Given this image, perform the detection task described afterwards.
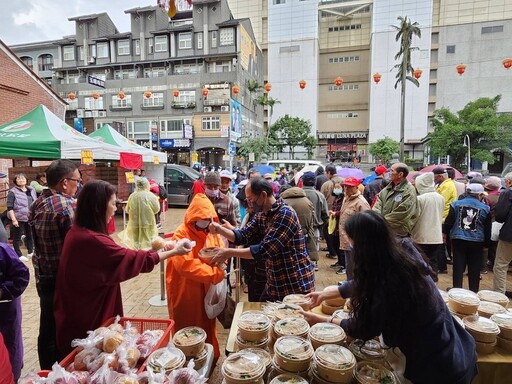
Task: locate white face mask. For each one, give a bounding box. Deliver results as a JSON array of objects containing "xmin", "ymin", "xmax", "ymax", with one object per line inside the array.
[{"xmin": 205, "ymin": 188, "xmax": 219, "ymax": 198}]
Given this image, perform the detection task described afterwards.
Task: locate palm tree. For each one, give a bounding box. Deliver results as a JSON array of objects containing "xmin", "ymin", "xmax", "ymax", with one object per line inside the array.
[
  {"xmin": 392, "ymin": 16, "xmax": 421, "ymax": 160},
  {"xmin": 246, "ymin": 80, "xmax": 263, "ymax": 138},
  {"xmin": 256, "ymin": 95, "xmax": 281, "ymax": 139}
]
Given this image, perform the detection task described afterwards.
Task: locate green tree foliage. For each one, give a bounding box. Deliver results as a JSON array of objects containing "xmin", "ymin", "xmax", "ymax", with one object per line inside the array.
[
  {"xmin": 270, "ymin": 115, "xmax": 317, "ymax": 159},
  {"xmin": 428, "ymin": 95, "xmax": 512, "ymax": 169},
  {"xmin": 392, "ymin": 16, "xmax": 421, "ymax": 89},
  {"xmin": 237, "ymin": 138, "xmax": 275, "ymax": 162},
  {"xmin": 369, "ymin": 137, "xmax": 400, "ymax": 163}
]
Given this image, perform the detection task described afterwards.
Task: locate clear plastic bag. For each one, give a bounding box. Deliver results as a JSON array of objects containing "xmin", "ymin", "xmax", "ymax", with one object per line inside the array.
[{"xmin": 204, "ymin": 281, "xmax": 227, "ymax": 319}]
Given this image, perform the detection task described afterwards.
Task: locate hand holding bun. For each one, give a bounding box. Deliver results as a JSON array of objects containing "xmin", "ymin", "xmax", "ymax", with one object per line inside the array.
[{"xmin": 151, "ymin": 237, "xmax": 166, "ymax": 251}]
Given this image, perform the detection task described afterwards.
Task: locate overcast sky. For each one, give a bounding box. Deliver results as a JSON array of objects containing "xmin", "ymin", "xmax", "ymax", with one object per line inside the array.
[{"xmin": 0, "ymin": 0, "xmax": 160, "ymax": 45}]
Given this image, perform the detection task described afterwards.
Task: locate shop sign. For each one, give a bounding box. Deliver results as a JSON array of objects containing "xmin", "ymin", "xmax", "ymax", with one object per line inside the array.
[
  {"xmin": 81, "ymin": 150, "xmax": 93, "ymax": 165},
  {"xmin": 159, "ymin": 139, "xmax": 191, "ymax": 148},
  {"xmin": 318, "ymin": 132, "xmax": 368, "ymax": 139},
  {"xmin": 153, "ymin": 156, "xmax": 159, "ymax": 165},
  {"xmin": 184, "ymin": 124, "xmax": 193, "ymax": 139},
  {"xmin": 125, "ymin": 171, "xmax": 134, "ymax": 183},
  {"xmin": 136, "ymin": 139, "xmax": 158, "ymax": 150},
  {"xmin": 222, "ymin": 155, "xmax": 230, "ymax": 161}
]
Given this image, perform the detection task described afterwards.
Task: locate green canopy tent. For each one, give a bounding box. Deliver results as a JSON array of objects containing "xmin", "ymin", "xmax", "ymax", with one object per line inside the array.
[{"xmin": 0, "ymin": 105, "xmax": 121, "ymax": 160}]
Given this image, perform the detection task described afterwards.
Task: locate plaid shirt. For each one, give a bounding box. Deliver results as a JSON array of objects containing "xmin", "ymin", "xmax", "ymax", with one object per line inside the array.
[
  {"xmin": 233, "ymin": 199, "xmax": 315, "ymax": 301},
  {"xmin": 29, "ymin": 189, "xmax": 76, "ymax": 288}
]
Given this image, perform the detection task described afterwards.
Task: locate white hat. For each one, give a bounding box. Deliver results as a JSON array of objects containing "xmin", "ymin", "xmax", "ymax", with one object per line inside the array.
[
  {"xmin": 219, "ymin": 170, "xmax": 234, "ymax": 180},
  {"xmin": 466, "ymin": 184, "xmax": 484, "ymax": 194}
]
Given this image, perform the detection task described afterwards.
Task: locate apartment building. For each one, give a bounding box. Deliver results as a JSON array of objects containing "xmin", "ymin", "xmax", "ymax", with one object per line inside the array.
[{"xmin": 10, "ymin": 0, "xmax": 263, "ymax": 167}]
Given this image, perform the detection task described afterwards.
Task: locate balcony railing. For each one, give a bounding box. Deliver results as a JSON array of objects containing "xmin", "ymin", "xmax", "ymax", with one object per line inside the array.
[
  {"xmin": 204, "ymin": 98, "xmax": 230, "ymax": 106},
  {"xmin": 109, "ymin": 105, "xmax": 133, "ymax": 111},
  {"xmin": 141, "ymin": 104, "xmax": 165, "ymax": 110},
  {"xmin": 171, "ymin": 101, "xmax": 196, "ymax": 109}
]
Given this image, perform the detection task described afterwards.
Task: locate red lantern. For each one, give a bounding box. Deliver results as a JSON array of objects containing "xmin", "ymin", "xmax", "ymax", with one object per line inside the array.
[
  {"xmin": 264, "ymin": 83, "xmax": 272, "ymax": 93},
  {"xmin": 456, "ymin": 64, "xmax": 466, "ymax": 76},
  {"xmin": 299, "ymin": 80, "xmax": 306, "ymax": 90},
  {"xmin": 173, "ymin": 89, "xmax": 180, "ymax": 97},
  {"xmin": 232, "ymin": 85, "xmax": 240, "ymax": 95},
  {"xmin": 144, "ymin": 91, "xmax": 152, "ymax": 99},
  {"xmin": 373, "ymin": 73, "xmax": 382, "ymax": 84},
  {"xmin": 92, "ymin": 92, "xmax": 99, "ymax": 100},
  {"xmin": 118, "ymin": 91, "xmax": 125, "ymax": 100},
  {"xmin": 413, "ymin": 69, "xmax": 423, "ymax": 79},
  {"xmin": 68, "ymin": 92, "xmax": 76, "ymax": 100},
  {"xmin": 503, "ymin": 58, "xmax": 512, "ymax": 69},
  {"xmin": 202, "ymin": 87, "xmax": 209, "ymax": 97},
  {"xmin": 334, "ymin": 77, "xmax": 343, "ymax": 87}
]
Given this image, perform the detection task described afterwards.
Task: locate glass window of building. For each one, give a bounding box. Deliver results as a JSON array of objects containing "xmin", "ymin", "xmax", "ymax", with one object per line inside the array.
[
  {"xmin": 89, "ymin": 44, "xmax": 97, "ymax": 58},
  {"xmin": 144, "ymin": 67, "xmax": 166, "ymax": 78},
  {"xmin": 160, "ymin": 120, "xmax": 183, "ymax": 133},
  {"xmin": 202, "ymin": 116, "xmax": 220, "ymax": 130},
  {"xmin": 112, "ymin": 94, "xmax": 132, "ymax": 108},
  {"xmin": 174, "ymin": 63, "xmax": 202, "ymax": 74},
  {"xmin": 134, "ymin": 39, "xmax": 140, "ymax": 55},
  {"xmin": 143, "ymin": 92, "xmax": 164, "ymax": 107},
  {"xmin": 63, "ymin": 46, "xmax": 75, "ymax": 61},
  {"xmin": 177, "ymin": 90, "xmax": 195, "ymax": 104},
  {"xmin": 196, "ymin": 33, "xmax": 203, "ymax": 49},
  {"xmin": 220, "ymin": 28, "xmax": 234, "ymax": 46},
  {"xmin": 66, "ymin": 73, "xmax": 80, "ymax": 84},
  {"xmin": 211, "ymin": 31, "xmax": 218, "ymax": 48},
  {"xmin": 38, "ymin": 54, "xmax": 53, "ymax": 71},
  {"xmin": 97, "ymin": 42, "xmax": 109, "ymax": 58},
  {"xmin": 155, "ymin": 36, "xmax": 168, "ymax": 52},
  {"xmin": 118, "ymin": 40, "xmax": 130, "ymax": 55},
  {"xmin": 84, "ymin": 96, "xmax": 104, "ymax": 110},
  {"xmin": 147, "ymin": 38, "xmax": 154, "ymax": 54},
  {"xmin": 20, "ymin": 56, "xmax": 33, "ymax": 70},
  {"xmin": 179, "ymin": 33, "xmax": 192, "ymax": 49},
  {"xmin": 114, "ymin": 69, "xmax": 136, "ymax": 79},
  {"xmin": 79, "ymin": 46, "xmax": 84, "ymax": 61}
]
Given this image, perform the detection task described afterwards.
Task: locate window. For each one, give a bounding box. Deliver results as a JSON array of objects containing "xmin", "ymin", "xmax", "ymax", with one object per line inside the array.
[
  {"xmin": 63, "ymin": 46, "xmax": 75, "ymax": 61},
  {"xmin": 38, "ymin": 54, "xmax": 53, "ymax": 71},
  {"xmin": 118, "ymin": 40, "xmax": 130, "ymax": 55},
  {"xmin": 89, "ymin": 72, "xmax": 106, "ymax": 81},
  {"xmin": 273, "ymin": 0, "xmax": 286, "ymax": 4},
  {"xmin": 147, "ymin": 38, "xmax": 154, "ymax": 54},
  {"xmin": 327, "ymin": 112, "xmax": 359, "ymax": 119},
  {"xmin": 328, "ymin": 24, "xmax": 361, "ymax": 32},
  {"xmin": 144, "ymin": 67, "xmax": 166, "ymax": 78},
  {"xmin": 143, "ymin": 92, "xmax": 164, "ymax": 107},
  {"xmin": 97, "ymin": 42, "xmax": 109, "ymax": 58},
  {"xmin": 65, "ymin": 73, "xmax": 80, "ymax": 84},
  {"xmin": 20, "ymin": 56, "xmax": 33, "ymax": 69},
  {"xmin": 446, "ymin": 45, "xmax": 455, "ymax": 54},
  {"xmin": 328, "ymin": 84, "xmax": 359, "ymax": 91},
  {"xmin": 176, "ymin": 90, "xmax": 195, "ymax": 104},
  {"xmin": 127, "ymin": 121, "xmax": 151, "ymax": 140},
  {"xmin": 220, "ymin": 28, "xmax": 234, "ymax": 46},
  {"xmin": 211, "ymin": 31, "xmax": 217, "ymax": 48},
  {"xmin": 202, "ymin": 116, "xmax": 220, "ymax": 130},
  {"xmin": 134, "ymin": 40, "xmax": 140, "ymax": 55},
  {"xmin": 112, "ymin": 94, "xmax": 132, "ymax": 108},
  {"xmin": 328, "ymin": 55, "xmax": 360, "ymax": 63},
  {"xmin": 89, "ymin": 44, "xmax": 97, "ymax": 58},
  {"xmin": 155, "ymin": 36, "xmax": 168, "ymax": 52},
  {"xmin": 114, "ymin": 69, "xmax": 136, "ymax": 79},
  {"xmin": 84, "ymin": 96, "xmax": 104, "ymax": 110},
  {"xmin": 174, "ymin": 63, "xmax": 202, "ymax": 74},
  {"xmin": 79, "ymin": 46, "xmax": 84, "ymax": 61},
  {"xmin": 196, "ymin": 33, "xmax": 203, "ymax": 49},
  {"xmin": 481, "ymin": 25, "xmax": 503, "ymax": 34},
  {"xmin": 280, "ymin": 45, "xmax": 300, "ymax": 53},
  {"xmin": 160, "ymin": 120, "xmax": 183, "ymax": 133},
  {"xmin": 207, "ymin": 61, "xmax": 232, "ymax": 73},
  {"xmin": 179, "ymin": 33, "xmax": 192, "ymax": 49}
]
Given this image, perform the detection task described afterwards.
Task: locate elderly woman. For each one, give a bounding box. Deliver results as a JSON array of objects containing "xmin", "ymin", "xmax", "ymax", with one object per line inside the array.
[{"xmin": 119, "ymin": 177, "xmax": 160, "ymax": 250}]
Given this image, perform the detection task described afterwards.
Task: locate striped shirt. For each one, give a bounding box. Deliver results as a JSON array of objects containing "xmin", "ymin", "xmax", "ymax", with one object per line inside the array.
[
  {"xmin": 233, "ymin": 199, "xmax": 315, "ymax": 301},
  {"xmin": 29, "ymin": 189, "xmax": 76, "ymax": 288}
]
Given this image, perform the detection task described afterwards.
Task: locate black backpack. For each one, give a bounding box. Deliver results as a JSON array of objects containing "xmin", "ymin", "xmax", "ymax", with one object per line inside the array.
[{"xmin": 158, "ymin": 184, "xmax": 168, "ymax": 200}]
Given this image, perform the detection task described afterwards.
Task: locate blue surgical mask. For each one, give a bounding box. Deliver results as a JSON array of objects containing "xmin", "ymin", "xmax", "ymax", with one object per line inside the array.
[{"xmin": 333, "ymin": 189, "xmax": 343, "ymax": 196}]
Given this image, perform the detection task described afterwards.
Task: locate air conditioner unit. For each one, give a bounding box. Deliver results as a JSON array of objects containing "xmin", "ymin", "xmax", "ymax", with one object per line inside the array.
[
  {"xmin": 98, "ymin": 111, "xmax": 107, "ymax": 117},
  {"xmin": 203, "ymin": 106, "xmax": 212, "ymax": 113},
  {"xmin": 92, "ymin": 110, "xmax": 99, "ymax": 118},
  {"xmin": 220, "ymin": 105, "xmax": 230, "ymax": 112}
]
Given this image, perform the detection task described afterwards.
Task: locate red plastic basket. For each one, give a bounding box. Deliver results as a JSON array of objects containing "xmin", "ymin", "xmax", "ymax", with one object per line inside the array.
[{"xmin": 58, "ymin": 316, "xmax": 174, "ymax": 374}]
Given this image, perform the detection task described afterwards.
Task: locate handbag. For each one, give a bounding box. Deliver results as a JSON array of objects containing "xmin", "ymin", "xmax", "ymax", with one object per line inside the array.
[
  {"xmin": 328, "ymin": 215, "xmax": 337, "ymax": 235},
  {"xmin": 217, "ymin": 293, "xmax": 236, "ymax": 329},
  {"xmin": 491, "ymin": 221, "xmax": 503, "ymax": 242}
]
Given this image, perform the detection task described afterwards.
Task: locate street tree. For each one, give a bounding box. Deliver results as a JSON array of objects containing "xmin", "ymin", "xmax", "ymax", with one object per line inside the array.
[
  {"xmin": 270, "ymin": 115, "xmax": 317, "ymax": 159},
  {"xmin": 369, "ymin": 137, "xmax": 400, "ymax": 163},
  {"xmin": 245, "ymin": 80, "xmax": 263, "ymax": 139},
  {"xmin": 256, "ymin": 95, "xmax": 281, "ymax": 139},
  {"xmin": 392, "ymin": 16, "xmax": 421, "ymax": 161},
  {"xmin": 428, "ymin": 95, "xmax": 512, "ymax": 169},
  {"xmin": 237, "ymin": 137, "xmax": 275, "ymax": 162}
]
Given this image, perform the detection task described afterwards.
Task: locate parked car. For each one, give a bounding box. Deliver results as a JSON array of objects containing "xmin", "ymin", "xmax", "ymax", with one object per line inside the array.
[{"xmin": 164, "ymin": 164, "xmax": 200, "ymax": 206}]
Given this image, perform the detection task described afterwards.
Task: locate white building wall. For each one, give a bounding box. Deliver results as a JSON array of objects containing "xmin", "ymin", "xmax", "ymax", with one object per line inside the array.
[
  {"xmin": 369, "ymin": 0, "xmax": 433, "ymax": 149},
  {"xmin": 268, "ymin": 0, "xmax": 319, "ymax": 158}
]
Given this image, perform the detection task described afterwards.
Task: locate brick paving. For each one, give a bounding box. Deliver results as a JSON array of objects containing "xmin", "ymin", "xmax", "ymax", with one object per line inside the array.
[{"xmin": 18, "ymin": 208, "xmax": 509, "ymax": 382}]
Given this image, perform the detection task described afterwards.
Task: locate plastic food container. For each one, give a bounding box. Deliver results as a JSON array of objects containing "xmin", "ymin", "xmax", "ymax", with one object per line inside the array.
[
  {"xmin": 323, "ymin": 285, "xmax": 346, "ymax": 307},
  {"xmin": 172, "ymin": 326, "xmax": 207, "ymax": 358},
  {"xmin": 490, "ymin": 313, "xmax": 512, "ymax": 340},
  {"xmin": 236, "ymin": 332, "xmax": 269, "ymax": 351},
  {"xmin": 497, "ymin": 336, "xmax": 512, "ymax": 352},
  {"xmin": 478, "ymin": 301, "xmax": 507, "ymax": 318},
  {"xmin": 274, "ymin": 336, "xmax": 314, "ymax": 373},
  {"xmin": 348, "ymin": 339, "xmax": 386, "ymax": 363},
  {"xmin": 353, "ymin": 361, "xmax": 397, "ymax": 384},
  {"xmin": 274, "ymin": 317, "xmax": 310, "ymax": 339},
  {"xmin": 186, "ymin": 345, "xmax": 208, "ymax": 370},
  {"xmin": 477, "ymin": 290, "xmax": 509, "ymax": 308},
  {"xmin": 221, "ymin": 351, "xmax": 266, "ymax": 384},
  {"xmin": 321, "ymin": 301, "xmax": 344, "ymax": 315},
  {"xmin": 463, "ymin": 315, "xmax": 500, "ymax": 343},
  {"xmin": 453, "ymin": 314, "xmax": 465, "ymax": 329},
  {"xmin": 238, "ymin": 311, "xmax": 271, "ymax": 342},
  {"xmin": 448, "ymin": 288, "xmax": 480, "ymax": 315},
  {"xmin": 274, "ymin": 304, "xmax": 304, "ymax": 322},
  {"xmin": 198, "ymin": 247, "xmax": 217, "ymax": 264},
  {"xmin": 438, "ymin": 288, "xmax": 450, "ymax": 304},
  {"xmin": 308, "ymin": 322, "xmax": 346, "ymax": 350},
  {"xmin": 332, "ymin": 309, "xmax": 352, "ymax": 321},
  {"xmin": 147, "ymin": 347, "xmax": 186, "ymax": 373},
  {"xmin": 283, "ymin": 294, "xmax": 312, "ymax": 311},
  {"xmin": 243, "ymin": 348, "xmax": 272, "ymax": 381},
  {"xmin": 313, "ymin": 344, "xmax": 355, "ymax": 383},
  {"xmin": 269, "ymin": 373, "xmax": 309, "ymax": 384},
  {"xmin": 268, "ymin": 356, "xmax": 310, "ymax": 381},
  {"xmin": 475, "ymin": 339, "xmax": 497, "ymax": 354}
]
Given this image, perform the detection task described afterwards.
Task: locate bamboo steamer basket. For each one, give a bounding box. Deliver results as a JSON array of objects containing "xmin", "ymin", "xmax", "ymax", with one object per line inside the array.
[
  {"xmin": 308, "ymin": 322, "xmax": 347, "ymax": 350},
  {"xmin": 448, "ymin": 288, "xmax": 480, "ymax": 315},
  {"xmin": 273, "ymin": 336, "xmax": 314, "ymax": 373},
  {"xmin": 490, "ymin": 313, "xmax": 512, "ymax": 340},
  {"xmin": 463, "ymin": 315, "xmax": 500, "ymax": 343},
  {"xmin": 477, "ymin": 290, "xmax": 509, "ymax": 308},
  {"xmin": 283, "ymin": 294, "xmax": 312, "ymax": 311},
  {"xmin": 312, "ymin": 344, "xmax": 356, "ymax": 383},
  {"xmin": 477, "ymin": 301, "xmax": 507, "ymax": 318}
]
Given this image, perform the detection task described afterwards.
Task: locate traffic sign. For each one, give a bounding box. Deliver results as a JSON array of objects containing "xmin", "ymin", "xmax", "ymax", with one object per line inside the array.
[{"xmin": 228, "ymin": 142, "xmax": 236, "ymax": 156}]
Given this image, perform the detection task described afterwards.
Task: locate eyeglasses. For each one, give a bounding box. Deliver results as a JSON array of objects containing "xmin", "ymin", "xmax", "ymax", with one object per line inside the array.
[{"xmin": 62, "ymin": 178, "xmax": 82, "ymax": 183}]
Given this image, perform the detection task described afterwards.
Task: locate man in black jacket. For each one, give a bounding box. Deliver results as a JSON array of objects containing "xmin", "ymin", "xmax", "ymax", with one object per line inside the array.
[{"xmin": 493, "ymin": 172, "xmax": 512, "ymax": 297}]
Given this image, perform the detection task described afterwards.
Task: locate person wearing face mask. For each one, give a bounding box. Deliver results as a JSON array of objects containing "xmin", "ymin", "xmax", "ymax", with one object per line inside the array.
[
  {"xmin": 220, "ymin": 170, "xmax": 241, "ymax": 226},
  {"xmin": 165, "ymin": 194, "xmax": 226, "ymax": 359},
  {"xmin": 203, "ymin": 171, "xmax": 237, "ymax": 229},
  {"xmin": 208, "ymin": 177, "xmax": 315, "ymax": 301},
  {"xmin": 326, "ymin": 179, "xmax": 345, "ymax": 271}
]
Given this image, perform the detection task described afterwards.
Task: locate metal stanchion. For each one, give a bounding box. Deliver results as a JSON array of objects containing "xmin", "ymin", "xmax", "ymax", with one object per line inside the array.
[
  {"xmin": 235, "ymin": 257, "xmax": 240, "ymax": 303},
  {"xmin": 148, "ymin": 231, "xmax": 168, "ymax": 307}
]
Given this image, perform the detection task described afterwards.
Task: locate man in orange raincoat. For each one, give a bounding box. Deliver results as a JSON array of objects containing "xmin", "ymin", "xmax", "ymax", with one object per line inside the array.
[{"xmin": 166, "ymin": 194, "xmax": 226, "ymax": 358}]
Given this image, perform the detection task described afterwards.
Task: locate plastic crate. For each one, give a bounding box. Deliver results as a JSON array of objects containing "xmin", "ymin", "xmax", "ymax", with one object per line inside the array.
[{"xmin": 58, "ymin": 316, "xmax": 174, "ymax": 374}]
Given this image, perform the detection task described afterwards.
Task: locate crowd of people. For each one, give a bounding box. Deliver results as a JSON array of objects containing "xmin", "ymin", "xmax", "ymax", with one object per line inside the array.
[{"xmin": 0, "ymin": 158, "xmax": 511, "ymax": 383}]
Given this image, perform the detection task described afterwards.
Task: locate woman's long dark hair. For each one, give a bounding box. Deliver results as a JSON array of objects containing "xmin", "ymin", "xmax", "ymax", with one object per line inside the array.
[
  {"xmin": 75, "ymin": 180, "xmax": 116, "ymax": 235},
  {"xmin": 344, "ymin": 210, "xmax": 438, "ymax": 341}
]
